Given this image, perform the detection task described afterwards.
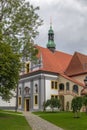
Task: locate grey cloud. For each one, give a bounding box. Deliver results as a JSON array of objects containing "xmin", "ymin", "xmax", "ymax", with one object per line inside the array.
[
  {"xmin": 76, "ymin": 0, "xmax": 87, "ymax": 6},
  {"xmin": 29, "ymin": 0, "xmax": 87, "ymax": 55}
]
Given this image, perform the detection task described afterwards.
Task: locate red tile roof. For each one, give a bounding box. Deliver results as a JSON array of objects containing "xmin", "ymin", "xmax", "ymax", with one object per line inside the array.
[
  {"xmin": 36, "ymin": 45, "xmax": 72, "ymax": 73},
  {"xmin": 81, "ymin": 87, "xmax": 87, "ymax": 95},
  {"xmin": 65, "ymin": 52, "xmax": 87, "ymax": 76},
  {"xmin": 60, "ymin": 73, "xmax": 84, "ymax": 87},
  {"xmin": 21, "ymin": 45, "xmax": 86, "ymax": 87}
]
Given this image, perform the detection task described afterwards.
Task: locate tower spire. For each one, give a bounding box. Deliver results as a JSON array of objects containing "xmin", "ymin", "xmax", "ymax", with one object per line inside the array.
[
  {"xmin": 50, "ymin": 16, "xmax": 52, "ymax": 27},
  {"xmin": 46, "ymin": 19, "xmax": 56, "ymax": 52}
]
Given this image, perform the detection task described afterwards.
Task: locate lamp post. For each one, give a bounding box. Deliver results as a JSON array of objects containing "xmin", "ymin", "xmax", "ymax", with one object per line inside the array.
[
  {"xmin": 81, "ymin": 76, "xmax": 87, "ymax": 96},
  {"xmin": 84, "ymin": 76, "xmax": 87, "ymax": 87},
  {"xmin": 83, "ymin": 76, "xmax": 87, "ymax": 113}
]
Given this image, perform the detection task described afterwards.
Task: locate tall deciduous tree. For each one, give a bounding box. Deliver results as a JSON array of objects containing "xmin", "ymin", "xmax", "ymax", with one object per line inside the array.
[
  {"xmin": 0, "ymin": 0, "xmax": 43, "ymax": 58},
  {"xmin": 0, "ymin": 0, "xmax": 43, "ymax": 101},
  {"xmin": 0, "ymin": 43, "xmax": 21, "ymax": 101}
]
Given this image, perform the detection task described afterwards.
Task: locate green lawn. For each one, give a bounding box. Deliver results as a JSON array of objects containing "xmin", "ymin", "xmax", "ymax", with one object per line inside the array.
[
  {"xmin": 0, "ymin": 110, "xmax": 32, "ymax": 130},
  {"xmin": 33, "ymin": 112, "xmax": 87, "ymax": 130}
]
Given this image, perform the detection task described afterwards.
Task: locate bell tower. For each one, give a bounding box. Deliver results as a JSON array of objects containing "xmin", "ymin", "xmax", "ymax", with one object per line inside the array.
[{"xmin": 47, "ymin": 20, "xmax": 56, "ymax": 52}]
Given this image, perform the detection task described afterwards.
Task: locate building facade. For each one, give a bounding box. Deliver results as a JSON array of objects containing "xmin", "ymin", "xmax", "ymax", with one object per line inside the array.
[{"xmin": 18, "ymin": 24, "xmax": 87, "ymax": 111}]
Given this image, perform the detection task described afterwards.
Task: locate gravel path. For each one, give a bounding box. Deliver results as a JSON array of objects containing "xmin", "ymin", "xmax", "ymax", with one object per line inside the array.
[{"xmin": 23, "ymin": 112, "xmax": 63, "ymax": 130}]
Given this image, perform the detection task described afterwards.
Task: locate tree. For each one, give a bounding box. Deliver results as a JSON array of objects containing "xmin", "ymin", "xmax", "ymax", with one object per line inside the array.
[
  {"xmin": 0, "ymin": 0, "xmax": 43, "ymax": 58},
  {"xmin": 71, "ymin": 97, "xmax": 82, "ymax": 118},
  {"xmin": 82, "ymin": 95, "xmax": 87, "ymax": 114},
  {"xmin": 45, "ymin": 98, "xmax": 61, "ymax": 112},
  {"xmin": 0, "ymin": 43, "xmax": 21, "ymax": 101},
  {"xmin": 0, "ymin": 0, "xmax": 43, "ymax": 101}
]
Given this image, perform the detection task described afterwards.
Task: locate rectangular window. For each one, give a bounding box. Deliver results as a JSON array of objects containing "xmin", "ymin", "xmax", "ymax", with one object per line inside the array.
[
  {"xmin": 55, "ymin": 95, "xmax": 58, "ymax": 99},
  {"xmin": 55, "ymin": 82, "xmax": 58, "ymax": 89},
  {"xmin": 51, "ymin": 95, "xmax": 58, "ymax": 99},
  {"xmin": 51, "ymin": 81, "xmax": 54, "ymax": 89},
  {"xmin": 19, "ymin": 97, "xmax": 21, "ymax": 106},
  {"xmin": 51, "ymin": 95, "xmax": 54, "ymax": 98},
  {"xmin": 51, "ymin": 81, "xmax": 58, "ymax": 89},
  {"xmin": 35, "ymin": 95, "xmax": 38, "ymax": 105}
]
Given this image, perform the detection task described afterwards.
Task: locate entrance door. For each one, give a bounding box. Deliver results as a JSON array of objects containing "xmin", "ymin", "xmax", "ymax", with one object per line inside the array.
[{"xmin": 26, "ymin": 99, "xmax": 29, "ymax": 111}]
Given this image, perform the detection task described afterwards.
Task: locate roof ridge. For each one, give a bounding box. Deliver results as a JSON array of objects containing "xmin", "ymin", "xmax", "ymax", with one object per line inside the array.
[{"xmin": 76, "ymin": 52, "xmax": 87, "ymax": 67}]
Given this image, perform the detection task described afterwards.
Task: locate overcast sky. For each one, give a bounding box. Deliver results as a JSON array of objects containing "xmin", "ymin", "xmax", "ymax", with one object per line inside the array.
[{"xmin": 28, "ymin": 0, "xmax": 87, "ymax": 55}]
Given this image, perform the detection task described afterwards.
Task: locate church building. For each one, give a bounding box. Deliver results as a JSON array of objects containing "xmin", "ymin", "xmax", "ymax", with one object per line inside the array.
[{"xmin": 18, "ymin": 24, "xmax": 87, "ymax": 111}]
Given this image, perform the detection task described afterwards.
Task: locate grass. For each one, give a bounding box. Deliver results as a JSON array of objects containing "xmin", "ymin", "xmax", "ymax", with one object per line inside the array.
[
  {"xmin": 33, "ymin": 111, "xmax": 87, "ymax": 130},
  {"xmin": 0, "ymin": 110, "xmax": 32, "ymax": 130}
]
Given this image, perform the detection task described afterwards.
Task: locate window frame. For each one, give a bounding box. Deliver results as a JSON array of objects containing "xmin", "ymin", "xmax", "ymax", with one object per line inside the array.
[
  {"xmin": 18, "ymin": 97, "xmax": 21, "ymax": 106},
  {"xmin": 26, "ymin": 62, "xmax": 30, "ymax": 73},
  {"xmin": 34, "ymin": 95, "xmax": 38, "ymax": 105},
  {"xmin": 66, "ymin": 82, "xmax": 70, "ymax": 91},
  {"xmin": 51, "ymin": 81, "xmax": 58, "ymax": 89},
  {"xmin": 73, "ymin": 85, "xmax": 78, "ymax": 93}
]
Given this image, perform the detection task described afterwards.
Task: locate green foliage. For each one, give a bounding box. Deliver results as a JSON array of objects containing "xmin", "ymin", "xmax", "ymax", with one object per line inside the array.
[
  {"xmin": 33, "ymin": 112, "xmax": 87, "ymax": 130},
  {"xmin": 83, "ymin": 95, "xmax": 87, "ymax": 106},
  {"xmin": 0, "ymin": 0, "xmax": 43, "ymax": 59},
  {"xmin": 82, "ymin": 95, "xmax": 87, "ymax": 113},
  {"xmin": 45, "ymin": 98, "xmax": 61, "ymax": 111},
  {"xmin": 0, "ymin": 43, "xmax": 21, "ymax": 101},
  {"xmin": 71, "ymin": 96, "xmax": 82, "ymax": 118},
  {"xmin": 0, "ymin": 110, "xmax": 31, "ymax": 130},
  {"xmin": 0, "ymin": 0, "xmax": 43, "ymax": 101}
]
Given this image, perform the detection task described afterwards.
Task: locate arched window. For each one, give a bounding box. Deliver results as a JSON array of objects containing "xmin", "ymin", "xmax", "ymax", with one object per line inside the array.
[
  {"xmin": 73, "ymin": 85, "xmax": 78, "ymax": 93},
  {"xmin": 59, "ymin": 83, "xmax": 64, "ymax": 91},
  {"xmin": 25, "ymin": 87, "xmax": 30, "ymax": 95},
  {"xmin": 66, "ymin": 82, "xmax": 70, "ymax": 91}
]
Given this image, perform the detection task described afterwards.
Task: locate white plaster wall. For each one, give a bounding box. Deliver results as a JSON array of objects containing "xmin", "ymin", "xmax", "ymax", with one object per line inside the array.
[
  {"xmin": 33, "ymin": 80, "xmax": 39, "ymax": 93},
  {"xmin": 19, "ymin": 83, "xmax": 22, "ymax": 88},
  {"xmin": 45, "ymin": 79, "xmax": 58, "ymax": 101},
  {"xmin": 32, "ymin": 66, "xmax": 40, "ymax": 71},
  {"xmin": 44, "ymin": 74, "xmax": 58, "ymax": 78},
  {"xmin": 0, "ymin": 96, "xmax": 16, "ymax": 107},
  {"xmin": 24, "ymin": 82, "xmax": 30, "ymax": 87},
  {"xmin": 33, "ymin": 80, "xmax": 39, "ymax": 109}
]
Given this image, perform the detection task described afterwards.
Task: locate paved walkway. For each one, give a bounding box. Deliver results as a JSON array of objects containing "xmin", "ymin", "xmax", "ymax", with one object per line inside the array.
[{"xmin": 23, "ymin": 112, "xmax": 63, "ymax": 130}]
